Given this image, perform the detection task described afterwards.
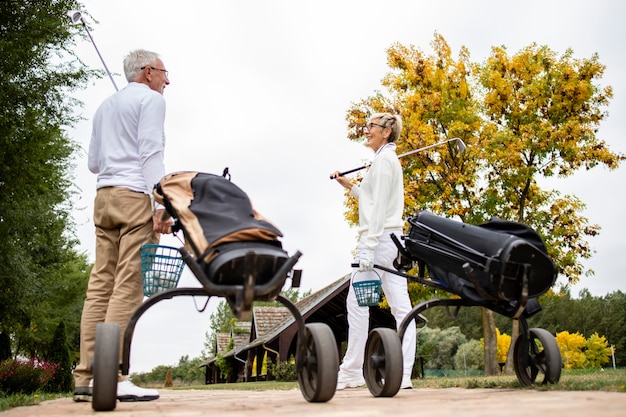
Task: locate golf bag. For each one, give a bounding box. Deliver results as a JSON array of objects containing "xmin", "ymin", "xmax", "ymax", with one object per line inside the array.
[
  {"xmin": 404, "ymin": 210, "xmax": 557, "ymax": 306},
  {"xmin": 153, "ymin": 171, "xmax": 290, "ymax": 286}
]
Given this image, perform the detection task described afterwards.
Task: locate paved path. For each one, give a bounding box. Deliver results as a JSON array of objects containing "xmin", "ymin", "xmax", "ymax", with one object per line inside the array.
[{"xmin": 2, "ymin": 387, "xmax": 625, "ymax": 417}]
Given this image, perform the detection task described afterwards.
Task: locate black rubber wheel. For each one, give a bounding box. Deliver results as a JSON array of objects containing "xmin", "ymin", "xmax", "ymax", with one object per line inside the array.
[
  {"xmin": 92, "ymin": 323, "xmax": 120, "ymax": 411},
  {"xmin": 513, "ymin": 327, "xmax": 562, "ymax": 386},
  {"xmin": 296, "ymin": 322, "xmax": 338, "ymax": 402},
  {"xmin": 364, "ymin": 327, "xmax": 403, "ymax": 397}
]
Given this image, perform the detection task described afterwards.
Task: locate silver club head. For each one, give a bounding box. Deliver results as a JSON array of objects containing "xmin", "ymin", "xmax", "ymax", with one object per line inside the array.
[
  {"xmin": 454, "ymin": 138, "xmax": 467, "ymax": 153},
  {"xmin": 67, "ymin": 10, "xmax": 83, "ymax": 24}
]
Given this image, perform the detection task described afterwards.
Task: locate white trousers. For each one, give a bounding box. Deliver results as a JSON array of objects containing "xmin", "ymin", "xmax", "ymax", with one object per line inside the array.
[{"xmin": 339, "ymin": 230, "xmax": 417, "ymax": 378}]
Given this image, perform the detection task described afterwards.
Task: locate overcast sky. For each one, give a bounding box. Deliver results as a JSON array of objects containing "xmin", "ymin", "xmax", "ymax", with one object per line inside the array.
[{"xmin": 67, "ymin": 0, "xmax": 626, "ymax": 373}]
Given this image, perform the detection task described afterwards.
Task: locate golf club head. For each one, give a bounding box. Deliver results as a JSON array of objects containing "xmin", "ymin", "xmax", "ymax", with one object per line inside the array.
[
  {"xmin": 67, "ymin": 10, "xmax": 83, "ymax": 24},
  {"xmin": 454, "ymin": 138, "xmax": 467, "ymax": 153}
]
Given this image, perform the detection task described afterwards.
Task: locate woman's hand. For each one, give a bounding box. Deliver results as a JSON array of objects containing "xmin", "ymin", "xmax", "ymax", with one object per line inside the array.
[{"xmin": 331, "ymin": 171, "xmax": 353, "ymax": 190}]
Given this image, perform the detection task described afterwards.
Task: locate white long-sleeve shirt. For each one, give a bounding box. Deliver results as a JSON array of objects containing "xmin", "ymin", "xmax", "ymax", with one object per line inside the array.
[
  {"xmin": 349, "ymin": 142, "xmax": 404, "ymax": 250},
  {"xmin": 87, "ymin": 82, "xmax": 166, "ymax": 195}
]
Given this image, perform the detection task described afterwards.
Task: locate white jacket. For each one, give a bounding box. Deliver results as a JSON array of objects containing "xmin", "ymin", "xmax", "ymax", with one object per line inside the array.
[{"xmin": 349, "ymin": 143, "xmax": 404, "ymax": 250}]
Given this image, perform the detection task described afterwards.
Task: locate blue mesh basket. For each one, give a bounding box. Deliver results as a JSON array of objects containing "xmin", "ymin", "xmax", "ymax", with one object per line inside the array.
[
  {"xmin": 352, "ymin": 279, "xmax": 382, "ymax": 307},
  {"xmin": 141, "ymin": 244, "xmax": 184, "ymax": 297}
]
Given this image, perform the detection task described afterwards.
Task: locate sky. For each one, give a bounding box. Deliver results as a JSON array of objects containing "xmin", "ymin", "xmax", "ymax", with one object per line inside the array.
[{"xmin": 67, "ymin": 0, "xmax": 626, "ymax": 373}]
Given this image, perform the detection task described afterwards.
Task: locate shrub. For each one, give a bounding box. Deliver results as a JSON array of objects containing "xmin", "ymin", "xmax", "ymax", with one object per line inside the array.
[
  {"xmin": 269, "ymin": 356, "xmax": 296, "ymax": 381},
  {"xmin": 0, "ymin": 359, "xmax": 58, "ymax": 395}
]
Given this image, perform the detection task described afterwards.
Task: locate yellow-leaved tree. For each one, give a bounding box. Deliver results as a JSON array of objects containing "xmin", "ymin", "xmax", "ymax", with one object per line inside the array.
[
  {"xmin": 343, "ymin": 33, "xmax": 623, "ymax": 375},
  {"xmin": 556, "ymin": 331, "xmax": 612, "ymax": 369},
  {"xmin": 556, "ymin": 331, "xmax": 588, "ymax": 369},
  {"xmin": 496, "ymin": 328, "xmax": 512, "ymax": 364},
  {"xmin": 584, "ymin": 333, "xmax": 612, "ymax": 368}
]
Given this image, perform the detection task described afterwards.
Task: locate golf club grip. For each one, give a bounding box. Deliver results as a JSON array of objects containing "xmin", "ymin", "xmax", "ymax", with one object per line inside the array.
[{"xmin": 329, "ymin": 165, "xmax": 367, "ymax": 180}]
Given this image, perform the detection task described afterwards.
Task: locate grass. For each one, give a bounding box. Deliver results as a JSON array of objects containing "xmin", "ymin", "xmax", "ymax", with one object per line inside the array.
[
  {"xmin": 409, "ymin": 368, "xmax": 626, "ymax": 392},
  {"xmin": 175, "ymin": 368, "xmax": 626, "ymax": 392},
  {"xmin": 1, "ymin": 368, "xmax": 624, "ymax": 411},
  {"xmin": 0, "ymin": 393, "xmax": 67, "ymax": 412}
]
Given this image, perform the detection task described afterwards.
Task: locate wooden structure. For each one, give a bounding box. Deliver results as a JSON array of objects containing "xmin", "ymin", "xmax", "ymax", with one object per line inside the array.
[{"xmin": 200, "ymin": 273, "xmax": 395, "ymax": 384}]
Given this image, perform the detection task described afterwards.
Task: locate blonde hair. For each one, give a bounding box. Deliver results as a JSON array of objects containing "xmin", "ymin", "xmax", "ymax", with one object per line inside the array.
[{"xmin": 370, "ymin": 113, "xmax": 402, "ymax": 142}]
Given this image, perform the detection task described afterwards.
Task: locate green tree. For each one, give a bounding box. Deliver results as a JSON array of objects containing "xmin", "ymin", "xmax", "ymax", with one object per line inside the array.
[
  {"xmin": 344, "ymin": 33, "xmax": 623, "ymax": 374},
  {"xmin": 44, "ymin": 321, "xmax": 72, "ymax": 393},
  {"xmin": 171, "ymin": 355, "xmax": 205, "ymax": 384},
  {"xmin": 454, "ymin": 339, "xmax": 484, "ymax": 371},
  {"xmin": 202, "ymin": 289, "xmax": 310, "ymax": 358},
  {"xmin": 418, "ymin": 326, "xmax": 467, "ymax": 370},
  {"xmin": 596, "ymin": 291, "xmax": 626, "ymax": 367},
  {"xmin": 0, "ymin": 0, "xmax": 95, "ymax": 360}
]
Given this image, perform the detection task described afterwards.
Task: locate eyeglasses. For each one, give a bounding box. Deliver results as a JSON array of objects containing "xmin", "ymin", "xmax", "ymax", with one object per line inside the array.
[
  {"xmin": 365, "ymin": 122, "xmax": 386, "ymax": 131},
  {"xmin": 141, "ymin": 66, "xmax": 169, "ymax": 77}
]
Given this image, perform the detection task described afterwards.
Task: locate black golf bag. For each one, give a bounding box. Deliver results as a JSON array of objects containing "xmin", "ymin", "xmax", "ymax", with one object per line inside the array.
[{"xmin": 403, "ymin": 210, "xmax": 557, "ymax": 313}]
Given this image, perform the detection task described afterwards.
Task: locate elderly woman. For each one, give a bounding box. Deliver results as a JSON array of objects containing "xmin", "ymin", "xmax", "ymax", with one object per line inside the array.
[{"xmin": 331, "ymin": 112, "xmax": 416, "ymax": 390}]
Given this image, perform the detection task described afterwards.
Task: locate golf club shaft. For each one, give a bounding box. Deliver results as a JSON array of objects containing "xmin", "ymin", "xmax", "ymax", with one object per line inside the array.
[
  {"xmin": 397, "ymin": 138, "xmax": 463, "ymax": 158},
  {"xmin": 330, "ymin": 138, "xmax": 465, "ymax": 180},
  {"xmin": 329, "ymin": 164, "xmax": 370, "ymax": 180},
  {"xmin": 80, "ymin": 20, "xmax": 118, "ymax": 91}
]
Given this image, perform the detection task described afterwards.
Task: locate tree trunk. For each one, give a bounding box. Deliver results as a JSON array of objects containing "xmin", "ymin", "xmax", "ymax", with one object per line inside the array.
[
  {"xmin": 482, "ymin": 308, "xmax": 500, "ymax": 375},
  {"xmin": 504, "ymin": 319, "xmax": 519, "ymax": 374}
]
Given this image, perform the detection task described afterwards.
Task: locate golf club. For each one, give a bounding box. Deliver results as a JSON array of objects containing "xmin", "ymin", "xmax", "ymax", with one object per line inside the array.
[
  {"xmin": 330, "ymin": 137, "xmax": 466, "ymax": 179},
  {"xmin": 67, "ymin": 10, "xmax": 119, "ymax": 91}
]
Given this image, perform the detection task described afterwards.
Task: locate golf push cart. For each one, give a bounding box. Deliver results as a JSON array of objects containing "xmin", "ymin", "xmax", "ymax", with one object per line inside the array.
[
  {"xmin": 356, "ymin": 209, "xmax": 563, "ymax": 397},
  {"xmin": 90, "ymin": 171, "xmax": 339, "ymax": 411}
]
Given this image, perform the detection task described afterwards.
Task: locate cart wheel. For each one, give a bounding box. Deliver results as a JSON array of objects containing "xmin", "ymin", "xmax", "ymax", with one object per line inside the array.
[
  {"xmin": 296, "ymin": 322, "xmax": 338, "ymax": 402},
  {"xmin": 513, "ymin": 327, "xmax": 562, "ymax": 386},
  {"xmin": 92, "ymin": 323, "xmax": 120, "ymax": 412},
  {"xmin": 364, "ymin": 327, "xmax": 402, "ymax": 397}
]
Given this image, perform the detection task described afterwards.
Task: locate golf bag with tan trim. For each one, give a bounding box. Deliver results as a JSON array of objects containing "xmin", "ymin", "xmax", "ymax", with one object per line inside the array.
[{"xmin": 153, "ymin": 171, "xmax": 290, "ymax": 287}]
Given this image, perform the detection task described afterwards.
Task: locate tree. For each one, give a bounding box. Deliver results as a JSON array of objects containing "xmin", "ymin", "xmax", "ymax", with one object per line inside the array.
[
  {"xmin": 0, "ymin": 333, "xmax": 11, "ymax": 361},
  {"xmin": 419, "ymin": 288, "xmax": 625, "ymax": 368},
  {"xmin": 0, "ymin": 0, "xmax": 96, "ymax": 360},
  {"xmin": 344, "ymin": 33, "xmax": 623, "ymax": 374},
  {"xmin": 477, "ymin": 43, "xmax": 623, "ymax": 372},
  {"xmin": 202, "ymin": 288, "xmax": 311, "ymax": 358},
  {"xmin": 164, "ymin": 369, "xmax": 173, "ymax": 387},
  {"xmin": 481, "ymin": 308, "xmax": 499, "ymax": 375},
  {"xmin": 454, "ymin": 339, "xmax": 484, "ymax": 371},
  {"xmin": 495, "ymin": 328, "xmax": 511, "ymax": 364},
  {"xmin": 45, "ymin": 321, "xmax": 72, "ymax": 393},
  {"xmin": 417, "ymin": 326, "xmax": 467, "ymax": 370},
  {"xmin": 556, "ymin": 331, "xmax": 587, "ymax": 369},
  {"xmin": 585, "ymin": 333, "xmax": 612, "ymax": 368},
  {"xmin": 171, "ymin": 355, "xmax": 205, "ymax": 384}
]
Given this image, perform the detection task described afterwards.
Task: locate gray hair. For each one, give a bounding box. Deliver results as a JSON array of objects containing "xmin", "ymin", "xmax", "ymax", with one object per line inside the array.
[
  {"xmin": 371, "ymin": 112, "xmax": 402, "ymax": 142},
  {"xmin": 123, "ymin": 49, "xmax": 161, "ymax": 82}
]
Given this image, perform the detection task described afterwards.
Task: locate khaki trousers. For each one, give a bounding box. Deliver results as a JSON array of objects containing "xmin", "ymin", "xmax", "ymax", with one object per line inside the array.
[{"xmin": 74, "ymin": 187, "xmax": 159, "ymax": 386}]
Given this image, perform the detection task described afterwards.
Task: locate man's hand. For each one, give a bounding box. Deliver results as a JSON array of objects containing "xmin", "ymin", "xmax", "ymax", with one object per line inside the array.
[{"xmin": 153, "ymin": 209, "xmax": 172, "ymax": 234}]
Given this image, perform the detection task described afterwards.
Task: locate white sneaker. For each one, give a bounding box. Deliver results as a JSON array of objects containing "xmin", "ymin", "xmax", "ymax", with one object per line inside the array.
[
  {"xmin": 336, "ymin": 372, "xmax": 366, "ymax": 390},
  {"xmin": 117, "ymin": 379, "xmax": 160, "ymax": 402},
  {"xmin": 400, "ymin": 375, "xmax": 413, "ymax": 389}
]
